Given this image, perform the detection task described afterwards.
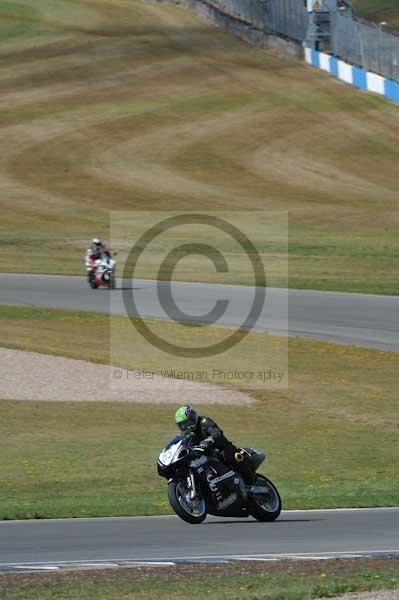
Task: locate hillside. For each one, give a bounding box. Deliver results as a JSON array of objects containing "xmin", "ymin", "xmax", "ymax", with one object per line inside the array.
[
  {"xmin": 1, "ymin": 0, "xmax": 399, "ymax": 292},
  {"xmin": 354, "ymin": 0, "xmax": 399, "ymax": 28}
]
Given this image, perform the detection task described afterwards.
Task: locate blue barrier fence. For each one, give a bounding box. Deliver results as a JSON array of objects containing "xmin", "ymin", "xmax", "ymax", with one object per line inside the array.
[{"xmin": 305, "ymin": 47, "xmax": 399, "ymax": 103}]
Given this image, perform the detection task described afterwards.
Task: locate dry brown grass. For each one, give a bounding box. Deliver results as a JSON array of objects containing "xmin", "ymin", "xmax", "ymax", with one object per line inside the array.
[{"xmin": 1, "ymin": 0, "xmax": 399, "ymax": 292}]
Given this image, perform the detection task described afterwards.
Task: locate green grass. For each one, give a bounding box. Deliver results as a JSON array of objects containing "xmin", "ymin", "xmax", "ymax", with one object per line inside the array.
[
  {"xmin": 1, "ymin": 306, "xmax": 398, "ymax": 519},
  {"xmin": 1, "ymin": 562, "xmax": 398, "ymax": 599},
  {"xmin": 1, "ymin": 1, "xmax": 399, "ymax": 293},
  {"xmin": 355, "ymin": 0, "xmax": 399, "ymax": 28}
]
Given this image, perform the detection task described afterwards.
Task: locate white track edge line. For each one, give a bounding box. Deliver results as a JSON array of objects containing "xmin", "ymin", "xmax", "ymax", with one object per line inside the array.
[{"xmin": 2, "ymin": 550, "xmax": 399, "ymax": 568}]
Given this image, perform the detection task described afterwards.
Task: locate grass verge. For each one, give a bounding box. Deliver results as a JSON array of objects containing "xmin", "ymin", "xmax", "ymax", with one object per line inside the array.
[
  {"xmin": 354, "ymin": 0, "xmax": 399, "ymax": 28},
  {"xmin": 0, "ymin": 559, "xmax": 399, "ymax": 599},
  {"xmin": 1, "ymin": 306, "xmax": 398, "ymax": 519}
]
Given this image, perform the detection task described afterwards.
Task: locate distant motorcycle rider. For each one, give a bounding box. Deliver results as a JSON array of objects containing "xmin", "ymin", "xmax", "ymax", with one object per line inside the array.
[
  {"xmin": 175, "ymin": 406, "xmax": 255, "ymax": 484},
  {"xmin": 85, "ymin": 238, "xmax": 112, "ymax": 284}
]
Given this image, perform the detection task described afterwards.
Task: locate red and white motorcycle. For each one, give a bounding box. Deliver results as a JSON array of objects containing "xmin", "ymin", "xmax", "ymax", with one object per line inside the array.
[{"xmin": 86, "ymin": 254, "xmax": 116, "ymax": 290}]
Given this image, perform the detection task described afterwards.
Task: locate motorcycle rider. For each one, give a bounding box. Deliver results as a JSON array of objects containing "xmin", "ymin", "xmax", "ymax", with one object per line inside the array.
[
  {"xmin": 175, "ymin": 405, "xmax": 255, "ymax": 484},
  {"xmin": 85, "ymin": 238, "xmax": 112, "ymax": 284}
]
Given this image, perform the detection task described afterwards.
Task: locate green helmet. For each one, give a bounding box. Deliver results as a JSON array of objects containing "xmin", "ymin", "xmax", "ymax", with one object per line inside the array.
[{"xmin": 175, "ymin": 406, "xmax": 198, "ymax": 434}]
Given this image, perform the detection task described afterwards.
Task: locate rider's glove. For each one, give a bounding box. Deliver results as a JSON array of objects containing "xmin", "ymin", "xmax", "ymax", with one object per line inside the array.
[{"xmin": 198, "ymin": 438, "xmax": 214, "ymax": 451}]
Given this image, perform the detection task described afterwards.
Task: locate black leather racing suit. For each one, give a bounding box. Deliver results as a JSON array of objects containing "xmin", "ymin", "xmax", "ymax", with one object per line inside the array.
[{"xmin": 191, "ymin": 416, "xmax": 255, "ymax": 484}]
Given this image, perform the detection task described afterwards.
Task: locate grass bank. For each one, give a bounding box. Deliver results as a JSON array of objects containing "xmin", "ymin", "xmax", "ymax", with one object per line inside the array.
[
  {"xmin": 1, "ymin": 306, "xmax": 398, "ymax": 519},
  {"xmin": 1, "ymin": 559, "xmax": 398, "ymax": 600},
  {"xmin": 0, "ymin": 1, "xmax": 399, "ymax": 293},
  {"xmin": 355, "ymin": 0, "xmax": 399, "ymax": 28}
]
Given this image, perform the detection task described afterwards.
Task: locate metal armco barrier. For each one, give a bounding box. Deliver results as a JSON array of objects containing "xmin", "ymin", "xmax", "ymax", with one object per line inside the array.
[
  {"xmin": 201, "ymin": 0, "xmax": 308, "ymax": 41},
  {"xmin": 331, "ymin": 12, "xmax": 399, "ymax": 82},
  {"xmin": 201, "ymin": 0, "xmax": 268, "ymax": 30},
  {"xmin": 200, "ymin": 0, "xmax": 399, "ymax": 83},
  {"xmin": 266, "ymin": 0, "xmax": 308, "ymax": 42}
]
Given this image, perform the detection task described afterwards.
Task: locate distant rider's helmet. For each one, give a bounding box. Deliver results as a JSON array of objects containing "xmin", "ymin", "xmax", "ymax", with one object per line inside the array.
[
  {"xmin": 91, "ymin": 238, "xmax": 102, "ymax": 252},
  {"xmin": 175, "ymin": 406, "xmax": 198, "ymax": 434}
]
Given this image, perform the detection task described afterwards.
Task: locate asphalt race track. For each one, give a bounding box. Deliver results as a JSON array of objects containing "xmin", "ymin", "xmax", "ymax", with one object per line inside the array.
[
  {"xmin": 1, "ymin": 273, "xmax": 399, "ymax": 351},
  {"xmin": 0, "ymin": 509, "xmax": 399, "ymax": 571},
  {"xmin": 1, "ymin": 509, "xmax": 399, "ymax": 571}
]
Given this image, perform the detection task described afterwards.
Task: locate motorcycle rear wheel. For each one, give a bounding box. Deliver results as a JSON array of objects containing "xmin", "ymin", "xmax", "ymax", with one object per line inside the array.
[
  {"xmin": 168, "ymin": 480, "xmax": 207, "ymax": 524},
  {"xmin": 249, "ymin": 475, "xmax": 281, "ymax": 522}
]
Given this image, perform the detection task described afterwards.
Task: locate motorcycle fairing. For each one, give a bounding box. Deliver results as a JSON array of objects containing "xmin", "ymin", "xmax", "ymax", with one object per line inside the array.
[{"xmin": 193, "ymin": 456, "xmax": 243, "ymax": 514}]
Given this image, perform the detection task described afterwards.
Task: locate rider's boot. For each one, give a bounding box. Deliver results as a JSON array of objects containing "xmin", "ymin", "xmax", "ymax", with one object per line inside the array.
[{"xmin": 231, "ymin": 449, "xmax": 256, "ymax": 485}]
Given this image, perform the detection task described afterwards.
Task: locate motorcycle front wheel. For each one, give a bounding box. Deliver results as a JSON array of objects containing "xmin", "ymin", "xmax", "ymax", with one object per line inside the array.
[
  {"xmin": 249, "ymin": 475, "xmax": 282, "ymax": 522},
  {"xmin": 167, "ymin": 480, "xmax": 207, "ymax": 524},
  {"xmin": 88, "ymin": 271, "xmax": 98, "ymax": 289}
]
